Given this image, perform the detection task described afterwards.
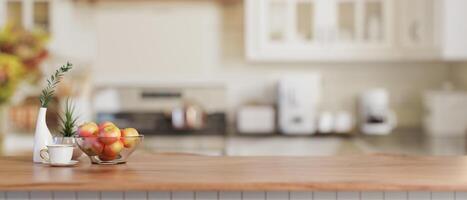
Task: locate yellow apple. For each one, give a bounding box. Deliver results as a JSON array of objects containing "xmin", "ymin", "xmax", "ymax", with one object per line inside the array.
[
  {"xmin": 78, "ymin": 122, "xmax": 99, "ymax": 137},
  {"xmin": 98, "ymin": 121, "xmax": 116, "ymax": 130},
  {"xmin": 98, "ymin": 125, "xmax": 121, "ymax": 145},
  {"xmin": 102, "ymin": 140, "xmax": 124, "ymax": 158},
  {"xmin": 120, "ymin": 128, "xmax": 139, "ymax": 148}
]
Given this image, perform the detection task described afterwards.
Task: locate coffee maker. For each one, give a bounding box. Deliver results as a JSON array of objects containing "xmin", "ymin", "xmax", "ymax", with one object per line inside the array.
[{"xmin": 359, "ymin": 89, "xmax": 397, "ymax": 135}]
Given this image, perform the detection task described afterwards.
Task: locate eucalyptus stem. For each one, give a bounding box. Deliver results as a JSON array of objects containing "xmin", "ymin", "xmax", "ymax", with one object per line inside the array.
[{"xmin": 39, "ymin": 62, "xmax": 73, "ymax": 108}]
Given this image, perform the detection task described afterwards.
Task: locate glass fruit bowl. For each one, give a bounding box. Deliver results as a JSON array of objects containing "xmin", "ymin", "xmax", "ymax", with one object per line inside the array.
[{"xmin": 75, "ymin": 135, "xmax": 144, "ymax": 165}]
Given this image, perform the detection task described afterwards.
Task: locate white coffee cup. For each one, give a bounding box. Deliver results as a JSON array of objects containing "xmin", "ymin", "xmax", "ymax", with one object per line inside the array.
[{"xmin": 40, "ymin": 145, "xmax": 73, "ymax": 164}]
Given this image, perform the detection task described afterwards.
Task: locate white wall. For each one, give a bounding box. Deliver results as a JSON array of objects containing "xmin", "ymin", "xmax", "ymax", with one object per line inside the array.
[{"xmin": 65, "ymin": 0, "xmax": 453, "ymax": 128}]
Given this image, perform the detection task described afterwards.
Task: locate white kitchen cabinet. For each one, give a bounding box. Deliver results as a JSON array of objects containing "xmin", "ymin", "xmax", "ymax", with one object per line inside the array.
[
  {"xmin": 0, "ymin": 0, "xmax": 50, "ymax": 32},
  {"xmin": 246, "ymin": 0, "xmax": 394, "ymax": 62},
  {"xmin": 0, "ymin": 0, "xmax": 97, "ymax": 62},
  {"xmin": 245, "ymin": 0, "xmax": 467, "ymax": 62},
  {"xmin": 440, "ymin": 0, "xmax": 467, "ymax": 61}
]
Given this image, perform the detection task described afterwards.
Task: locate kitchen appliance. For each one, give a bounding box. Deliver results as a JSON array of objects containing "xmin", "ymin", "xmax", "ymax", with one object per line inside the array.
[
  {"xmin": 237, "ymin": 105, "xmax": 275, "ymax": 134},
  {"xmin": 278, "ymin": 74, "xmax": 321, "ymax": 135},
  {"xmin": 334, "ymin": 111, "xmax": 354, "ymax": 134},
  {"xmin": 172, "ymin": 101, "xmax": 206, "ymax": 130},
  {"xmin": 318, "ymin": 112, "xmax": 334, "ymax": 134},
  {"xmin": 423, "ymin": 90, "xmax": 467, "ymax": 136},
  {"xmin": 359, "ymin": 89, "xmax": 397, "ymax": 135},
  {"xmin": 94, "ymin": 86, "xmax": 226, "ymax": 135}
]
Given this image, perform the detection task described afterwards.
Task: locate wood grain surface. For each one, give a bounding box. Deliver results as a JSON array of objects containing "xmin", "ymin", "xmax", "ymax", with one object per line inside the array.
[{"xmin": 1, "ymin": 153, "xmax": 467, "ymax": 191}]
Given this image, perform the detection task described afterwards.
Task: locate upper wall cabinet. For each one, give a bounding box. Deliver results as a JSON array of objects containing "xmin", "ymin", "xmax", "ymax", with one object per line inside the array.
[
  {"xmin": 440, "ymin": 0, "xmax": 467, "ymax": 61},
  {"xmin": 0, "ymin": 0, "xmax": 50, "ymax": 32},
  {"xmin": 245, "ymin": 0, "xmax": 467, "ymax": 62}
]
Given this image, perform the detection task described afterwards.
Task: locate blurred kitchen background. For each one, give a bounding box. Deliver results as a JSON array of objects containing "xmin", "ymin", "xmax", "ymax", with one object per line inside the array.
[{"xmin": 1, "ymin": 0, "xmax": 467, "ymax": 156}]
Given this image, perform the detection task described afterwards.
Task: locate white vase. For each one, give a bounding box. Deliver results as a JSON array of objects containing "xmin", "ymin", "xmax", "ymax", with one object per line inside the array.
[{"xmin": 33, "ymin": 107, "xmax": 53, "ymax": 163}]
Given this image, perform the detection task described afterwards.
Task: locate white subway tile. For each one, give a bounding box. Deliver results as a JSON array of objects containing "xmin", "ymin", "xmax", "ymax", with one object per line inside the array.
[
  {"xmin": 385, "ymin": 192, "xmax": 408, "ymax": 200},
  {"xmin": 172, "ymin": 192, "xmax": 195, "ymax": 200},
  {"xmin": 361, "ymin": 192, "xmax": 383, "ymax": 200},
  {"xmin": 408, "ymin": 192, "xmax": 430, "ymax": 200},
  {"xmin": 30, "ymin": 191, "xmax": 52, "ymax": 200},
  {"xmin": 196, "ymin": 192, "xmax": 218, "ymax": 200},
  {"xmin": 266, "ymin": 192, "xmax": 288, "ymax": 200},
  {"xmin": 242, "ymin": 192, "xmax": 265, "ymax": 200},
  {"xmin": 314, "ymin": 192, "xmax": 336, "ymax": 200},
  {"xmin": 76, "ymin": 192, "xmax": 99, "ymax": 200},
  {"xmin": 289, "ymin": 192, "xmax": 312, "ymax": 200},
  {"xmin": 5, "ymin": 192, "xmax": 29, "ymax": 200},
  {"xmin": 101, "ymin": 192, "xmax": 124, "ymax": 200},
  {"xmin": 337, "ymin": 192, "xmax": 359, "ymax": 200},
  {"xmin": 148, "ymin": 192, "xmax": 170, "ymax": 200},
  {"xmin": 53, "ymin": 192, "xmax": 76, "ymax": 200},
  {"xmin": 432, "ymin": 192, "xmax": 454, "ymax": 200},
  {"xmin": 219, "ymin": 191, "xmax": 241, "ymax": 200},
  {"xmin": 456, "ymin": 192, "xmax": 467, "ymax": 200},
  {"xmin": 125, "ymin": 192, "xmax": 148, "ymax": 200}
]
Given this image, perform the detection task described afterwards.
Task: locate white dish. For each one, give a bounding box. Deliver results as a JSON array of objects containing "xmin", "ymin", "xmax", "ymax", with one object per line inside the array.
[{"xmin": 42, "ymin": 160, "xmax": 78, "ymax": 167}]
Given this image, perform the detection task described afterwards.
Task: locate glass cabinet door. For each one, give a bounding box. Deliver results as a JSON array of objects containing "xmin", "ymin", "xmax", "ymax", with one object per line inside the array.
[
  {"xmin": 334, "ymin": 0, "xmax": 390, "ymax": 45},
  {"xmin": 6, "ymin": 1, "xmax": 23, "ymax": 27},
  {"xmin": 2, "ymin": 0, "xmax": 50, "ymax": 32},
  {"xmin": 363, "ymin": 0, "xmax": 384, "ymax": 43},
  {"xmin": 296, "ymin": 1, "xmax": 315, "ymax": 42},
  {"xmin": 33, "ymin": 1, "xmax": 50, "ymax": 32},
  {"xmin": 267, "ymin": 0, "xmax": 288, "ymax": 42},
  {"xmin": 265, "ymin": 0, "xmax": 317, "ymax": 44},
  {"xmin": 337, "ymin": 1, "xmax": 357, "ymax": 42}
]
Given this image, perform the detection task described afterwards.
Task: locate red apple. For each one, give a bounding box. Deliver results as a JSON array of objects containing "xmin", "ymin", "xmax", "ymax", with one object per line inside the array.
[
  {"xmin": 81, "ymin": 137, "xmax": 104, "ymax": 156},
  {"xmin": 102, "ymin": 140, "xmax": 124, "ymax": 158},
  {"xmin": 120, "ymin": 128, "xmax": 139, "ymax": 148},
  {"xmin": 98, "ymin": 121, "xmax": 116, "ymax": 130},
  {"xmin": 98, "ymin": 125, "xmax": 121, "ymax": 145},
  {"xmin": 78, "ymin": 122, "xmax": 99, "ymax": 137}
]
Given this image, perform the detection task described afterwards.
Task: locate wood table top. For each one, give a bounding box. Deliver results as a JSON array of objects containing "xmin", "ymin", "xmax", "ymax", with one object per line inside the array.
[{"xmin": 1, "ymin": 153, "xmax": 467, "ymax": 191}]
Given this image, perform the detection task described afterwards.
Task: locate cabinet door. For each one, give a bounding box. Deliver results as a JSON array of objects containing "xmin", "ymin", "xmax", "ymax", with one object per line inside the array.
[
  {"xmin": 335, "ymin": 0, "xmax": 392, "ymax": 46},
  {"xmin": 246, "ymin": 0, "xmax": 323, "ymax": 61},
  {"xmin": 400, "ymin": 0, "xmax": 437, "ymax": 49},
  {"xmin": 0, "ymin": 0, "xmax": 50, "ymax": 32},
  {"xmin": 441, "ymin": 0, "xmax": 467, "ymax": 60}
]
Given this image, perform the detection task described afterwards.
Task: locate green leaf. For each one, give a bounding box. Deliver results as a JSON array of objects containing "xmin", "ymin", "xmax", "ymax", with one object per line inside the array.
[{"xmin": 39, "ymin": 62, "xmax": 73, "ymax": 108}]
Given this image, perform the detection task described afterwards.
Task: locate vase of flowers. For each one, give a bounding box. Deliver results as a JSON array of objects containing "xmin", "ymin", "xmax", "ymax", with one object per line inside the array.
[{"xmin": 33, "ymin": 63, "xmax": 72, "ymax": 163}]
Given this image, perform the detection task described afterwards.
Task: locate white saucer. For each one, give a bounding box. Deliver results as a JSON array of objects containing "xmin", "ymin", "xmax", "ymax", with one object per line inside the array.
[{"xmin": 42, "ymin": 160, "xmax": 78, "ymax": 167}]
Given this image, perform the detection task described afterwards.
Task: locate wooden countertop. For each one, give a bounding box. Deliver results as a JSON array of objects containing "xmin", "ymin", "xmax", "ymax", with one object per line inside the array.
[{"xmin": 2, "ymin": 153, "xmax": 467, "ymax": 191}]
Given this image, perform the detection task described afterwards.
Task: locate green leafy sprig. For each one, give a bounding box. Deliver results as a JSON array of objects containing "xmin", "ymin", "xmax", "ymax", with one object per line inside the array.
[
  {"xmin": 39, "ymin": 62, "xmax": 73, "ymax": 107},
  {"xmin": 58, "ymin": 99, "xmax": 78, "ymax": 137}
]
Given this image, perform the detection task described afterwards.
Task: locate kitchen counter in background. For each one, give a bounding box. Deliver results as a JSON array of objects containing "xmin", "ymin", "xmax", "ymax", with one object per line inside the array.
[{"xmin": 3, "ymin": 129, "xmax": 466, "ymax": 156}]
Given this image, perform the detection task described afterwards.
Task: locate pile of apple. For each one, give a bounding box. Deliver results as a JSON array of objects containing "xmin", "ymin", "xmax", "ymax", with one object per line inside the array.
[{"xmin": 78, "ymin": 121, "xmax": 140, "ymax": 161}]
